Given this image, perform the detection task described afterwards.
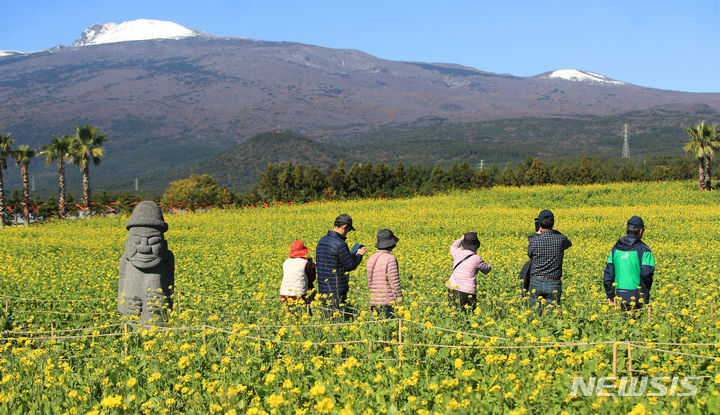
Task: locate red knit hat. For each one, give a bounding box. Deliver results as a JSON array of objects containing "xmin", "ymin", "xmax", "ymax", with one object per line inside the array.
[{"xmin": 289, "ymin": 240, "xmax": 309, "ymax": 258}]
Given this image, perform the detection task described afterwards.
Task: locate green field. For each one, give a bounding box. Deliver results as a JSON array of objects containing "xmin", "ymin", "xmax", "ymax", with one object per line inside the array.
[{"xmin": 1, "ymin": 181, "xmax": 719, "ymax": 414}]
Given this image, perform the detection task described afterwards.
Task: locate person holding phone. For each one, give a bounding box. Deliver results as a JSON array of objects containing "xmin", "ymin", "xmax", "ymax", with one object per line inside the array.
[{"xmin": 316, "ymin": 214, "xmax": 367, "ymax": 320}]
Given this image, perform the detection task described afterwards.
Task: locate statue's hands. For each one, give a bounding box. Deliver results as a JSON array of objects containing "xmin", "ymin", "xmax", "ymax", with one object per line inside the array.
[
  {"xmin": 126, "ymin": 296, "xmax": 143, "ymax": 316},
  {"xmin": 146, "ymin": 291, "xmax": 168, "ymax": 314}
]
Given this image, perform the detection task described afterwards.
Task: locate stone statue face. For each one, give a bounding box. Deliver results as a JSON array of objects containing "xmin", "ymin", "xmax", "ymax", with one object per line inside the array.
[{"xmin": 125, "ymin": 226, "xmax": 165, "ymax": 269}]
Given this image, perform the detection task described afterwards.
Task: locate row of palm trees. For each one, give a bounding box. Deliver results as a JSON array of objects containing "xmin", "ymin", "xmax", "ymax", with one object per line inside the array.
[
  {"xmin": 685, "ymin": 121, "xmax": 720, "ymax": 191},
  {"xmin": 0, "ymin": 124, "xmax": 107, "ymax": 227}
]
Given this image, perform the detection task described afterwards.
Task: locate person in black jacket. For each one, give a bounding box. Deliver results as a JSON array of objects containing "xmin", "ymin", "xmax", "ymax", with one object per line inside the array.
[
  {"xmin": 316, "ymin": 214, "xmax": 367, "ymax": 320},
  {"xmin": 603, "ymin": 216, "xmax": 655, "ymax": 311}
]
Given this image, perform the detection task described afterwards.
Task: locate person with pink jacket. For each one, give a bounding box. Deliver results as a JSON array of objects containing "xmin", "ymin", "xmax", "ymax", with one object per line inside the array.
[
  {"xmin": 446, "ymin": 232, "xmax": 492, "ymax": 312},
  {"xmin": 366, "ymin": 229, "xmax": 403, "ymax": 318}
]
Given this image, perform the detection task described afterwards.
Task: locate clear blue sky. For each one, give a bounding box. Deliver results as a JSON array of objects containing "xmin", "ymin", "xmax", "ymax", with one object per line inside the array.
[{"xmin": 1, "ymin": 0, "xmax": 719, "ymax": 92}]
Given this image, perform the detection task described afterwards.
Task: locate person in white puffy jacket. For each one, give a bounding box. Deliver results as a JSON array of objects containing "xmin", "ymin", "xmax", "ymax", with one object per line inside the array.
[{"xmin": 280, "ymin": 240, "xmax": 316, "ymax": 312}]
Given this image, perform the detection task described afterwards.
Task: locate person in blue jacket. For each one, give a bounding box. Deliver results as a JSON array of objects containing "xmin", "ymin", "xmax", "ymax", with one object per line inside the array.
[
  {"xmin": 316, "ymin": 214, "xmax": 367, "ymax": 320},
  {"xmin": 603, "ymin": 216, "xmax": 655, "ymax": 311}
]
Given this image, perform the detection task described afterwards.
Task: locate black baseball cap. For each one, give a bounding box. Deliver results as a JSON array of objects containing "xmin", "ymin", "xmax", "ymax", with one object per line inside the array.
[
  {"xmin": 335, "ymin": 213, "xmax": 355, "ymax": 231},
  {"xmin": 627, "ymin": 216, "xmax": 645, "ymax": 229},
  {"xmin": 537, "ymin": 209, "xmax": 554, "ymax": 220}
]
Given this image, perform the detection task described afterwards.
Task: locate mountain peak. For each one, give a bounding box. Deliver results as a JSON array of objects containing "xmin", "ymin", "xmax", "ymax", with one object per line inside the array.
[
  {"xmin": 72, "ymin": 19, "xmax": 199, "ymax": 47},
  {"xmin": 544, "ymin": 69, "xmax": 625, "ymax": 85}
]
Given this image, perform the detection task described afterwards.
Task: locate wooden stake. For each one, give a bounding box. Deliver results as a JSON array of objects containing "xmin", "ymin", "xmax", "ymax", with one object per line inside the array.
[
  {"xmin": 627, "ymin": 342, "xmax": 633, "ymax": 378},
  {"xmin": 612, "ymin": 342, "xmax": 618, "ymax": 377},
  {"xmin": 368, "ymin": 340, "xmax": 373, "ymax": 354},
  {"xmin": 398, "ymin": 319, "xmax": 403, "ymax": 344},
  {"xmin": 123, "ymin": 323, "xmax": 128, "ymax": 358},
  {"xmin": 256, "ymin": 327, "xmax": 262, "ymax": 356},
  {"xmin": 647, "ymin": 305, "xmax": 651, "ymax": 322}
]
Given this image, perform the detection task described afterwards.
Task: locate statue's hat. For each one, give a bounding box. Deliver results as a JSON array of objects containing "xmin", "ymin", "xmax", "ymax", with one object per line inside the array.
[{"xmin": 125, "ymin": 201, "xmax": 168, "ymax": 232}]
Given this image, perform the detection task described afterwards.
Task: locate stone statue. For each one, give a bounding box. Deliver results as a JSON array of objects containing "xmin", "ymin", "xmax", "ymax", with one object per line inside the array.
[{"xmin": 118, "ymin": 201, "xmax": 174, "ymax": 324}]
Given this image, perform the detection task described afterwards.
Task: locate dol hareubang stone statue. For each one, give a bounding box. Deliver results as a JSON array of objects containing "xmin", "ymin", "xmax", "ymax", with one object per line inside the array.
[{"xmin": 118, "ymin": 201, "xmax": 174, "ymax": 324}]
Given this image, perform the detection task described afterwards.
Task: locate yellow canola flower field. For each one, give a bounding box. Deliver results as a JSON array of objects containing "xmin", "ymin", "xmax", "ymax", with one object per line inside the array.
[{"xmin": 1, "ymin": 181, "xmax": 719, "ymax": 414}]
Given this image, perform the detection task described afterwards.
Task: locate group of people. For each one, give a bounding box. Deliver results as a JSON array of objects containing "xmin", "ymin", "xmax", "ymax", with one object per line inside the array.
[{"xmin": 279, "ymin": 211, "xmax": 655, "ymax": 319}]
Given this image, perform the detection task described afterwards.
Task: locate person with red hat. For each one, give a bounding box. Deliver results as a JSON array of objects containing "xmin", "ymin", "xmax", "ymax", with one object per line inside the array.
[{"xmin": 280, "ymin": 240, "xmax": 316, "ymax": 314}]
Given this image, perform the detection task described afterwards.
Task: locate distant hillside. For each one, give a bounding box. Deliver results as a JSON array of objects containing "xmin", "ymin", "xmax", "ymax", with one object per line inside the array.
[
  {"xmin": 142, "ymin": 130, "xmax": 345, "ymax": 192},
  {"xmin": 4, "ymin": 28, "xmax": 720, "ymax": 193},
  {"xmin": 126, "ymin": 104, "xmax": 717, "ymax": 193}
]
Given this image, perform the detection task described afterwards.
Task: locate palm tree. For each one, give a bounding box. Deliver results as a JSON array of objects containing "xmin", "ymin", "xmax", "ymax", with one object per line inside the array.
[
  {"xmin": 39, "ymin": 135, "xmax": 74, "ymax": 217},
  {"xmin": 12, "ymin": 145, "xmax": 36, "ymax": 225},
  {"xmin": 69, "ymin": 124, "xmax": 107, "ymax": 214},
  {"xmin": 684, "ymin": 121, "xmax": 720, "ymax": 190},
  {"xmin": 0, "ymin": 133, "xmax": 15, "ymax": 228}
]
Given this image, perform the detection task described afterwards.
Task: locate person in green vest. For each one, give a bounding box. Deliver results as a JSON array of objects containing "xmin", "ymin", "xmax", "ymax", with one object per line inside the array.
[{"xmin": 603, "ymin": 216, "xmax": 655, "ymax": 310}]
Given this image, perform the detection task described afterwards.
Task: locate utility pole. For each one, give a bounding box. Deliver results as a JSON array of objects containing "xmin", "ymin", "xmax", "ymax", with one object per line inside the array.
[
  {"xmin": 134, "ymin": 178, "xmax": 139, "ymax": 193},
  {"xmin": 31, "ymin": 176, "xmax": 35, "ymax": 192},
  {"xmin": 621, "ymin": 124, "xmax": 630, "ymax": 159}
]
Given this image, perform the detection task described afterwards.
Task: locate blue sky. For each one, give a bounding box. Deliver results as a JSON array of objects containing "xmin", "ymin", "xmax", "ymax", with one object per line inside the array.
[{"xmin": 1, "ymin": 0, "xmax": 719, "ymax": 92}]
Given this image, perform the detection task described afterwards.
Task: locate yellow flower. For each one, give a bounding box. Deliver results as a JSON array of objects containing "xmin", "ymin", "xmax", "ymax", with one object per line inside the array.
[
  {"xmin": 209, "ymin": 403, "xmax": 223, "ymax": 413},
  {"xmin": 126, "ymin": 377, "xmax": 137, "ymax": 387},
  {"xmin": 314, "ymin": 397, "xmax": 335, "ymax": 414},
  {"xmin": 100, "ymin": 394, "xmax": 122, "ymax": 408},
  {"xmin": 310, "ymin": 382, "xmax": 326, "ymax": 397},
  {"xmin": 454, "ymin": 358, "xmax": 463, "ymax": 369},
  {"xmin": 628, "ymin": 403, "xmax": 646, "ymax": 415},
  {"xmin": 267, "ymin": 393, "xmax": 287, "ymax": 408},
  {"xmin": 178, "ymin": 356, "xmax": 190, "ymax": 369}
]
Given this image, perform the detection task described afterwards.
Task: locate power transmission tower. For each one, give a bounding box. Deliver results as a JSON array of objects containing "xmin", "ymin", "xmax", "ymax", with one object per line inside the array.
[
  {"xmin": 478, "ymin": 159, "xmax": 485, "ymax": 171},
  {"xmin": 621, "ymin": 124, "xmax": 630, "ymax": 159}
]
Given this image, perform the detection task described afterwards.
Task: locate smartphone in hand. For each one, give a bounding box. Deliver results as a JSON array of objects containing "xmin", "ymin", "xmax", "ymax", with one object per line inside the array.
[{"xmin": 351, "ymin": 243, "xmax": 364, "ymax": 254}]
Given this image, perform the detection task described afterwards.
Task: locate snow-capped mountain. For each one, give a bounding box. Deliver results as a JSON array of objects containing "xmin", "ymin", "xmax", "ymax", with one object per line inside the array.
[
  {"xmin": 541, "ymin": 69, "xmax": 625, "ymax": 85},
  {"xmin": 72, "ymin": 19, "xmax": 200, "ymax": 47},
  {"xmin": 0, "ymin": 50, "xmax": 22, "ymax": 57}
]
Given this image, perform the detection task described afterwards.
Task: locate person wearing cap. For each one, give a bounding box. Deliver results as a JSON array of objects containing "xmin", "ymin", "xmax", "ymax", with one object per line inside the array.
[
  {"xmin": 603, "ymin": 216, "xmax": 655, "ymax": 311},
  {"xmin": 527, "ymin": 209, "xmax": 572, "ymax": 315},
  {"xmin": 316, "ymin": 214, "xmax": 367, "ymax": 319},
  {"xmin": 366, "ymin": 229, "xmax": 403, "ymax": 318},
  {"xmin": 446, "ymin": 232, "xmax": 492, "ymax": 312},
  {"xmin": 280, "ymin": 240, "xmax": 317, "ymax": 313}
]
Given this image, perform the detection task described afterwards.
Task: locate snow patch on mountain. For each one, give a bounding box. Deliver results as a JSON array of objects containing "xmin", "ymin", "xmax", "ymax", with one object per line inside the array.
[
  {"xmin": 73, "ymin": 19, "xmax": 199, "ymax": 47},
  {"xmin": 0, "ymin": 50, "xmax": 22, "ymax": 57},
  {"xmin": 546, "ymin": 69, "xmax": 625, "ymax": 85}
]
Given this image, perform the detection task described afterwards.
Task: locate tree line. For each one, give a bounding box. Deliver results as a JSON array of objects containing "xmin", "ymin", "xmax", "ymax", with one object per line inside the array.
[
  {"xmin": 244, "ymin": 155, "xmax": 706, "ymax": 204},
  {"xmin": 2, "ymin": 121, "xmax": 718, "ymax": 222},
  {"xmin": 0, "ymin": 125, "xmax": 107, "ymax": 226}
]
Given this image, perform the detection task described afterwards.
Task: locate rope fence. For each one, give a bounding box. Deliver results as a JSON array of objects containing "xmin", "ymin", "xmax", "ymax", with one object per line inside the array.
[{"xmin": 2, "ymin": 321, "xmax": 718, "ymax": 379}]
